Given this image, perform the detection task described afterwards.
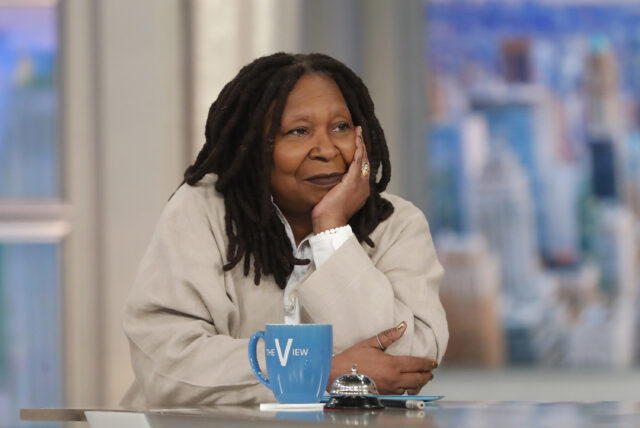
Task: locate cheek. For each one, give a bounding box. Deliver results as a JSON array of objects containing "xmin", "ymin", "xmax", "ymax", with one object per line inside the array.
[
  {"xmin": 339, "ymin": 140, "xmax": 356, "ymax": 164},
  {"xmin": 272, "ymin": 144, "xmax": 303, "ymax": 175}
]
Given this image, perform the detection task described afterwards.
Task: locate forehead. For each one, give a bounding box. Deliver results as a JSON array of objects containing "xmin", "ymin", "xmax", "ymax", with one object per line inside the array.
[{"xmin": 281, "ymin": 73, "xmax": 350, "ymax": 118}]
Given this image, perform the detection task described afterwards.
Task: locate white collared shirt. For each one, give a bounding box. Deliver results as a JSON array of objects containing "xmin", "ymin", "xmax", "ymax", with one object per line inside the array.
[{"xmin": 273, "ymin": 205, "xmax": 353, "ymax": 324}]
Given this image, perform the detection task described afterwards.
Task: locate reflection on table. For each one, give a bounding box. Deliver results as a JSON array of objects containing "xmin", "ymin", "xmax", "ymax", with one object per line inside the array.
[{"xmin": 21, "ymin": 401, "xmax": 640, "ymax": 428}]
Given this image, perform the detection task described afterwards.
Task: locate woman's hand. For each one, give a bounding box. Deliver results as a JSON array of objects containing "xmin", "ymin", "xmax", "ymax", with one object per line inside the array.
[
  {"xmin": 311, "ymin": 126, "xmax": 370, "ymax": 233},
  {"xmin": 328, "ymin": 322, "xmax": 438, "ymax": 395}
]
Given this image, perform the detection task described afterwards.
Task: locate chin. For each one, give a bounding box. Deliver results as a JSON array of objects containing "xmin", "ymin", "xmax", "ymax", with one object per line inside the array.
[{"xmin": 303, "ymin": 195, "xmax": 327, "ymax": 211}]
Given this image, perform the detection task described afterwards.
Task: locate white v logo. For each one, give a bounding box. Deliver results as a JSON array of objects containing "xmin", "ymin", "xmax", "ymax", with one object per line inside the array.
[{"xmin": 275, "ymin": 338, "xmax": 293, "ymax": 367}]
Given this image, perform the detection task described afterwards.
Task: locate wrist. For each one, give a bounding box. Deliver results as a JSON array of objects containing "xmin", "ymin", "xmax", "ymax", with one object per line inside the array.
[{"xmin": 312, "ymin": 217, "xmax": 347, "ymax": 235}]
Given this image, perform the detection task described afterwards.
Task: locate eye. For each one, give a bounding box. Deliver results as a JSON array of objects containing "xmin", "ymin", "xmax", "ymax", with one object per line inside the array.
[
  {"xmin": 333, "ymin": 122, "xmax": 351, "ymax": 132},
  {"xmin": 286, "ymin": 127, "xmax": 309, "ymax": 137}
]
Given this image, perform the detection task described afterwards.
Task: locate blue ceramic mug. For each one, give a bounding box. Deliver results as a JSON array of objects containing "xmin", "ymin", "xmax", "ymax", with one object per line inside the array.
[{"xmin": 248, "ymin": 324, "xmax": 333, "ymax": 403}]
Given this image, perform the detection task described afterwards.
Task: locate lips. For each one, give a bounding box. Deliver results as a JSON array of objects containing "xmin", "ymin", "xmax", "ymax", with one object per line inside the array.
[{"xmin": 304, "ymin": 172, "xmax": 344, "ymax": 186}]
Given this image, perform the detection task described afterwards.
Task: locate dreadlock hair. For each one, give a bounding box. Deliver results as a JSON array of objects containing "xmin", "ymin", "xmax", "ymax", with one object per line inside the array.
[{"xmin": 183, "ymin": 52, "xmax": 394, "ymax": 289}]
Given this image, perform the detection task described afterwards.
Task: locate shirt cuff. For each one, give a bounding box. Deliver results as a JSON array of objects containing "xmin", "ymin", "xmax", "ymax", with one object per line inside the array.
[{"xmin": 309, "ymin": 225, "xmax": 354, "ymax": 268}]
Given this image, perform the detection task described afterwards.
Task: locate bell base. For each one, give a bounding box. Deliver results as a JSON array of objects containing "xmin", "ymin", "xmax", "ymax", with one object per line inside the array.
[{"xmin": 323, "ymin": 395, "xmax": 384, "ymax": 411}]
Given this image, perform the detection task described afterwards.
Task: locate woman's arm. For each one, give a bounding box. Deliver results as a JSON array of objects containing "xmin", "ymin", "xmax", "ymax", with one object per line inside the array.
[
  {"xmin": 296, "ymin": 200, "xmax": 448, "ymax": 393},
  {"xmin": 122, "ymin": 183, "xmax": 273, "ymax": 407},
  {"xmin": 297, "ymin": 203, "xmax": 447, "ymax": 359}
]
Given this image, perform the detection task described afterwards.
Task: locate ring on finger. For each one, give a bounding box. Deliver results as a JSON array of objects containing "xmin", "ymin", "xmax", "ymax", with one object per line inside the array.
[
  {"xmin": 361, "ymin": 161, "xmax": 370, "ymax": 177},
  {"xmin": 375, "ymin": 334, "xmax": 386, "ymax": 351}
]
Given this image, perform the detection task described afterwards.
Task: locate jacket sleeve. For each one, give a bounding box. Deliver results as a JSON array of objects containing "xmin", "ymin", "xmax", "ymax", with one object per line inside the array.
[
  {"xmin": 122, "ymin": 186, "xmax": 273, "ymax": 407},
  {"xmin": 296, "ymin": 201, "xmax": 448, "ymax": 361}
]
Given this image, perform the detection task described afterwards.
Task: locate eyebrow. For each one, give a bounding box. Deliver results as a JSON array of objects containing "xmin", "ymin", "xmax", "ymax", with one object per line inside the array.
[{"xmin": 281, "ymin": 106, "xmax": 352, "ymax": 124}]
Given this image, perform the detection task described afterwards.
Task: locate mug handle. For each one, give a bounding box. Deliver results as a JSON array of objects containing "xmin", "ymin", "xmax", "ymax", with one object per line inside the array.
[{"xmin": 248, "ymin": 331, "xmax": 270, "ymax": 389}]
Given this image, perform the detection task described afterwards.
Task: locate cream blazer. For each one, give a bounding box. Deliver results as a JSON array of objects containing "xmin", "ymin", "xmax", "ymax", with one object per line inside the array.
[{"xmin": 121, "ymin": 174, "xmax": 448, "ymax": 408}]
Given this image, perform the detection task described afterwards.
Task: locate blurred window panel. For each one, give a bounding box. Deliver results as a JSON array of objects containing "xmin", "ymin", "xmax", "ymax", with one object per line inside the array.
[
  {"xmin": 0, "ymin": 243, "xmax": 61, "ymax": 427},
  {"xmin": 0, "ymin": 3, "xmax": 59, "ymax": 198},
  {"xmin": 0, "ymin": 2, "xmax": 65, "ymax": 427},
  {"xmin": 426, "ymin": 0, "xmax": 640, "ymax": 369}
]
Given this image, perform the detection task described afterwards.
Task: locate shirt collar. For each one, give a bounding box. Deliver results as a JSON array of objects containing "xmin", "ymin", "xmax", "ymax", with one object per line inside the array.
[{"xmin": 271, "ymin": 198, "xmax": 312, "ymax": 251}]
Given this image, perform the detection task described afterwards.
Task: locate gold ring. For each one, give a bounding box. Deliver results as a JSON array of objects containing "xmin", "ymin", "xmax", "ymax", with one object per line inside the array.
[{"xmin": 361, "ymin": 161, "xmax": 370, "ymax": 177}]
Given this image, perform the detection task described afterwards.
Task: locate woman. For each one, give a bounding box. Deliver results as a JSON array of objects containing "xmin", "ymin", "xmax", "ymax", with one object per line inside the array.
[{"xmin": 122, "ymin": 52, "xmax": 448, "ymax": 408}]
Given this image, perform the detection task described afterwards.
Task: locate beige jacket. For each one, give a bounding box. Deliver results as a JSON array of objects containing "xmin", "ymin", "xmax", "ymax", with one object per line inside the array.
[{"xmin": 121, "ymin": 174, "xmax": 448, "ymax": 408}]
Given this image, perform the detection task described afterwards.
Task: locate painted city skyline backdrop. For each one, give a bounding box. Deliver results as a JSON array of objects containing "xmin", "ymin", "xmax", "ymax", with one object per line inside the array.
[{"xmin": 425, "ymin": 0, "xmax": 640, "ymax": 367}]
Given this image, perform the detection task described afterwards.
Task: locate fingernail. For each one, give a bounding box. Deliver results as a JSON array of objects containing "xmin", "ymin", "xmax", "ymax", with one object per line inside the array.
[
  {"xmin": 396, "ymin": 321, "xmax": 406, "ymax": 330},
  {"xmin": 432, "ymin": 361, "xmax": 438, "ymax": 369}
]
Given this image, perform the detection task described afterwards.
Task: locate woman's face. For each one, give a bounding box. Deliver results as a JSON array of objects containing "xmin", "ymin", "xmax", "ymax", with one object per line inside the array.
[{"xmin": 270, "ymin": 73, "xmax": 356, "ymax": 217}]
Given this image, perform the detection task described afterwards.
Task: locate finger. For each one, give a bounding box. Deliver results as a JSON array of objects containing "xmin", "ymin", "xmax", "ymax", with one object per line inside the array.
[
  {"xmin": 396, "ymin": 371, "xmax": 434, "ymax": 393},
  {"xmin": 392, "ymin": 384, "xmax": 422, "ymax": 396},
  {"xmin": 393, "ymin": 355, "xmax": 438, "ymax": 372},
  {"xmin": 354, "ymin": 126, "xmax": 364, "ymax": 166},
  {"xmin": 356, "ymin": 129, "xmax": 370, "ymax": 181},
  {"xmin": 394, "ymin": 386, "xmax": 409, "ymax": 395},
  {"xmin": 369, "ymin": 321, "xmax": 407, "ymax": 350},
  {"xmin": 345, "ymin": 127, "xmax": 364, "ymax": 178},
  {"xmin": 358, "ymin": 127, "xmax": 369, "ymax": 165}
]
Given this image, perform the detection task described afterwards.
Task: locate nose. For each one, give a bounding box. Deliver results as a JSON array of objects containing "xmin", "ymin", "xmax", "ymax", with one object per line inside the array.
[{"xmin": 308, "ymin": 130, "xmax": 339, "ymax": 161}]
